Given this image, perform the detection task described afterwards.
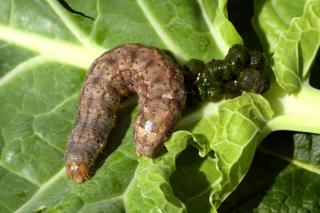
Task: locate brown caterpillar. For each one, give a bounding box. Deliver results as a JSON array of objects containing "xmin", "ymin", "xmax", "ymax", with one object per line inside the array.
[{"xmin": 65, "ymin": 44, "xmax": 186, "ymax": 183}]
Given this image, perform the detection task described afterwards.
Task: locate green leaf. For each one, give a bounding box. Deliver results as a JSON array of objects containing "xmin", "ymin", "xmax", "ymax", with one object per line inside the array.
[
  {"xmin": 258, "ymin": 165, "xmax": 320, "ymax": 212},
  {"xmin": 124, "ymin": 131, "xmax": 192, "ymax": 212},
  {"xmin": 172, "ymin": 103, "xmax": 223, "ymax": 212},
  {"xmin": 173, "ymin": 93, "xmax": 274, "ymax": 212},
  {"xmin": 177, "ymin": 102, "xmax": 219, "ymax": 157},
  {"xmin": 210, "ymin": 93, "xmax": 274, "ymax": 208},
  {"xmin": 47, "ymin": 131, "xmax": 193, "ymax": 213},
  {"xmin": 252, "ymin": 0, "xmax": 307, "ymax": 54},
  {"xmin": 171, "ymin": 146, "xmax": 222, "ymax": 213},
  {"xmin": 0, "ymin": 0, "xmax": 242, "ymax": 64},
  {"xmin": 272, "ymin": 1, "xmax": 320, "ymax": 93},
  {"xmin": 219, "ymin": 132, "xmax": 320, "ymax": 212},
  {"xmin": 256, "ymin": 133, "xmax": 320, "ymax": 212},
  {"xmin": 0, "ymin": 0, "xmax": 242, "ymax": 212},
  {"xmin": 253, "ymin": 0, "xmax": 320, "ymax": 93}
]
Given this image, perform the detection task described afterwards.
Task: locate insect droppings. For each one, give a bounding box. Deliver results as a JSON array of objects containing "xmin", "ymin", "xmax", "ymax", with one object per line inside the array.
[
  {"xmin": 65, "ymin": 44, "xmax": 186, "ymax": 183},
  {"xmin": 185, "ymin": 44, "xmax": 270, "ymax": 102}
]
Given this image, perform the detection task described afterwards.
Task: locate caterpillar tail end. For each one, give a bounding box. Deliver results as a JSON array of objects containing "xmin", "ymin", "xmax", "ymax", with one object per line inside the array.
[{"xmin": 66, "ymin": 161, "xmax": 90, "ymax": 183}]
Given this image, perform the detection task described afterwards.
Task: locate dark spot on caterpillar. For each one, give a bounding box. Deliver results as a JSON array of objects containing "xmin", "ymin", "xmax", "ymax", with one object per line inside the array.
[{"xmin": 65, "ymin": 44, "xmax": 186, "ymax": 183}]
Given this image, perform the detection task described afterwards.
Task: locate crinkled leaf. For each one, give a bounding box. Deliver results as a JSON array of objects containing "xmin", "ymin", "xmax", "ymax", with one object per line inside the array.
[
  {"xmin": 209, "ymin": 93, "xmax": 274, "ymax": 208},
  {"xmin": 219, "ymin": 132, "xmax": 320, "ymax": 212},
  {"xmin": 272, "ymin": 1, "xmax": 320, "ymax": 93},
  {"xmin": 178, "ymin": 102, "xmax": 220, "ymax": 157},
  {"xmin": 256, "ymin": 133, "xmax": 320, "ymax": 212},
  {"xmin": 0, "ymin": 0, "xmax": 243, "ymax": 212},
  {"xmin": 252, "ymin": 0, "xmax": 307, "ymax": 54},
  {"xmin": 171, "ymin": 146, "xmax": 222, "ymax": 213},
  {"xmin": 258, "ymin": 165, "xmax": 320, "ymax": 212},
  {"xmin": 124, "ymin": 131, "xmax": 192, "ymax": 212},
  {"xmin": 172, "ymin": 93, "xmax": 274, "ymax": 212},
  {"xmin": 253, "ymin": 0, "xmax": 320, "ymax": 93},
  {"xmin": 47, "ymin": 131, "xmax": 194, "ymax": 213},
  {"xmin": 172, "ymin": 103, "xmax": 222, "ymax": 212}
]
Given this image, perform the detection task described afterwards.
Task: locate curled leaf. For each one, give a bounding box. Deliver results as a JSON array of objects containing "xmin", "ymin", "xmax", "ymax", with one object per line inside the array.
[
  {"xmin": 209, "ymin": 93, "xmax": 274, "ymax": 208},
  {"xmin": 272, "ymin": 1, "xmax": 320, "ymax": 93}
]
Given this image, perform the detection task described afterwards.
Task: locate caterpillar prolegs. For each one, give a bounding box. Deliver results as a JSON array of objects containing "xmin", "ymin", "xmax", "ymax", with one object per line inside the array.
[{"xmin": 65, "ymin": 44, "xmax": 186, "ymax": 183}]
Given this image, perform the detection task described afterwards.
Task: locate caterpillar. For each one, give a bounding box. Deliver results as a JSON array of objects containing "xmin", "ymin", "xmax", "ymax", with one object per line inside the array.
[{"xmin": 65, "ymin": 44, "xmax": 186, "ymax": 183}]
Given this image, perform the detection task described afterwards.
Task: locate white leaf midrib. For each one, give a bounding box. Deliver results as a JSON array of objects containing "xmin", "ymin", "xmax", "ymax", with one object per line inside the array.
[
  {"xmin": 196, "ymin": 0, "xmax": 229, "ymax": 54},
  {"xmin": 0, "ymin": 24, "xmax": 104, "ymax": 69},
  {"xmin": 14, "ymin": 168, "xmax": 65, "ymax": 213},
  {"xmin": 0, "ymin": 163, "xmax": 40, "ymax": 187},
  {"xmin": 135, "ymin": 0, "xmax": 188, "ymax": 62},
  {"xmin": 259, "ymin": 146, "xmax": 320, "ymax": 175},
  {"xmin": 34, "ymin": 92, "xmax": 79, "ymax": 118},
  {"xmin": 0, "ymin": 56, "xmax": 49, "ymax": 88},
  {"xmin": 45, "ymin": 0, "xmax": 105, "ymax": 53}
]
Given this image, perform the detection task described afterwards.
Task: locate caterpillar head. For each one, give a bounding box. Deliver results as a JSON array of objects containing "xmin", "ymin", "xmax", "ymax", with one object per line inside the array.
[{"xmin": 66, "ymin": 160, "xmax": 90, "ymax": 183}]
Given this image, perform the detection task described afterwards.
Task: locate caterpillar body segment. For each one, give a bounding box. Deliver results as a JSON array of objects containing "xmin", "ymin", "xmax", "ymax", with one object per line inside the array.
[{"xmin": 65, "ymin": 44, "xmax": 186, "ymax": 183}]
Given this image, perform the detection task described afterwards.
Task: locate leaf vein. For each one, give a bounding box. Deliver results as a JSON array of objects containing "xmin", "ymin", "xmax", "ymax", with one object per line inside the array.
[
  {"xmin": 34, "ymin": 92, "xmax": 79, "ymax": 118},
  {"xmin": 135, "ymin": 0, "xmax": 187, "ymax": 61},
  {"xmin": 0, "ymin": 25, "xmax": 103, "ymax": 69},
  {"xmin": 45, "ymin": 0, "xmax": 103, "ymax": 52},
  {"xmin": 14, "ymin": 168, "xmax": 65, "ymax": 213},
  {"xmin": 0, "ymin": 163, "xmax": 40, "ymax": 187},
  {"xmin": 0, "ymin": 56, "xmax": 50, "ymax": 88},
  {"xmin": 195, "ymin": 0, "xmax": 228, "ymax": 54}
]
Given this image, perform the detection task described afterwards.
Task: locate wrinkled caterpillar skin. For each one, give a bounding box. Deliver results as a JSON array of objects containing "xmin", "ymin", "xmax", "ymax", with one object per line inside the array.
[{"xmin": 65, "ymin": 44, "xmax": 186, "ymax": 183}]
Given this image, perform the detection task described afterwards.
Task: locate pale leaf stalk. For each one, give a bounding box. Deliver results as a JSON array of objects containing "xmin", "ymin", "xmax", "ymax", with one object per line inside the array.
[{"xmin": 266, "ymin": 82, "xmax": 320, "ymax": 134}]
